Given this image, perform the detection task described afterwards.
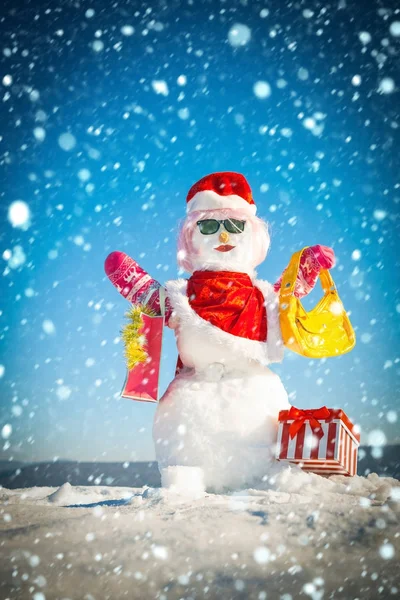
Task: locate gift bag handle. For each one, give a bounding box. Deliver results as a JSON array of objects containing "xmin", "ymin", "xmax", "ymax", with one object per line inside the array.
[
  {"xmin": 159, "ymin": 286, "xmax": 166, "ymax": 318},
  {"xmin": 141, "ymin": 285, "xmax": 166, "ymax": 318}
]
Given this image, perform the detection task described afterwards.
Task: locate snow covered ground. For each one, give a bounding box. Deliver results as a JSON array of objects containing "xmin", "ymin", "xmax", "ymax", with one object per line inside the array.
[{"xmin": 1, "ymin": 469, "xmax": 399, "ymax": 600}]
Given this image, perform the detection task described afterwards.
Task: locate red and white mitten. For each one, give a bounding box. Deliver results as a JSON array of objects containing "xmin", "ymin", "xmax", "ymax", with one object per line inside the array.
[
  {"xmin": 104, "ymin": 251, "xmax": 173, "ymax": 324},
  {"xmin": 273, "ymin": 245, "xmax": 336, "ymax": 299}
]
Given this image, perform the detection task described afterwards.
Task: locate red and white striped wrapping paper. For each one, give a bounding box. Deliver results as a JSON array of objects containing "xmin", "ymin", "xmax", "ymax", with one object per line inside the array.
[{"xmin": 276, "ymin": 408, "xmax": 361, "ymax": 476}]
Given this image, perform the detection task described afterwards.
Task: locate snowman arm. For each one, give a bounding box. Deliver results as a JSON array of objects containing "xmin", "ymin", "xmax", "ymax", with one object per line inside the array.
[
  {"xmin": 104, "ymin": 251, "xmax": 173, "ymax": 326},
  {"xmin": 272, "ymin": 245, "xmax": 336, "ymax": 299}
]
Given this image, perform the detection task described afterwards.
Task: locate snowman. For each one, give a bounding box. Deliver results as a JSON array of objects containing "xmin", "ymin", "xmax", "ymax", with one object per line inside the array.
[{"xmin": 105, "ymin": 172, "xmax": 335, "ymax": 494}]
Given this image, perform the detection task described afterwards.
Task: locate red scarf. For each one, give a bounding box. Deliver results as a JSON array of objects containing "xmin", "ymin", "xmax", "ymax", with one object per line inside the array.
[{"xmin": 186, "ymin": 270, "xmax": 267, "ymax": 341}]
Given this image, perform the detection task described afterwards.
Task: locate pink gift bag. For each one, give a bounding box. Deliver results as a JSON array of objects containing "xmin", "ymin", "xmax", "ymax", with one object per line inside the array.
[{"xmin": 121, "ymin": 290, "xmax": 165, "ymax": 403}]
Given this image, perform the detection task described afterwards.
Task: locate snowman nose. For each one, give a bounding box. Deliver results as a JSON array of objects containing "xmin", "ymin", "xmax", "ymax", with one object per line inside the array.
[{"xmin": 219, "ymin": 231, "xmax": 230, "ymax": 244}]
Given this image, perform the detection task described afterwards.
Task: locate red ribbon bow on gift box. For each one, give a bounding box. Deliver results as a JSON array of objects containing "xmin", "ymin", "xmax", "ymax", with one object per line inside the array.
[{"xmin": 288, "ymin": 406, "xmax": 331, "ymax": 439}]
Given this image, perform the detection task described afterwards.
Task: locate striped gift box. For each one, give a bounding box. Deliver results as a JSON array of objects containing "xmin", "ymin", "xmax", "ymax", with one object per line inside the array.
[{"xmin": 276, "ymin": 406, "xmax": 361, "ymax": 476}]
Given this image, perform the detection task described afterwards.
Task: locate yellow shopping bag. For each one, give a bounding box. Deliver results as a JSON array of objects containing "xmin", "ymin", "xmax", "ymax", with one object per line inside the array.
[{"xmin": 279, "ymin": 247, "xmax": 356, "ymax": 358}]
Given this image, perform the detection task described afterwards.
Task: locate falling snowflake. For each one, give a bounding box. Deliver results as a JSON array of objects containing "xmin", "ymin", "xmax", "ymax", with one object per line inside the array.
[
  {"xmin": 42, "ymin": 320, "xmax": 56, "ymax": 335},
  {"xmin": 253, "ymin": 81, "xmax": 271, "ymax": 99},
  {"xmin": 358, "ymin": 31, "xmax": 372, "ymax": 44},
  {"xmin": 368, "ymin": 429, "xmax": 387, "ymax": 447},
  {"xmin": 373, "ymin": 209, "xmax": 387, "ymax": 221},
  {"xmin": 379, "ymin": 543, "xmax": 395, "ymax": 560},
  {"xmin": 378, "ymin": 78, "xmax": 395, "ymax": 94},
  {"xmin": 152, "ymin": 80, "xmax": 169, "ymax": 96},
  {"xmin": 92, "ymin": 40, "xmax": 104, "ymax": 52},
  {"xmin": 1, "ymin": 424, "xmax": 12, "ymax": 439},
  {"xmin": 151, "ymin": 545, "xmax": 168, "ymax": 560},
  {"xmin": 253, "ymin": 546, "xmax": 271, "ymax": 564},
  {"xmin": 121, "ymin": 25, "xmax": 135, "ymax": 36},
  {"xmin": 389, "ymin": 22, "xmax": 400, "ymax": 37},
  {"xmin": 58, "ymin": 132, "xmax": 76, "ymax": 151},
  {"xmin": 56, "ymin": 385, "xmax": 72, "ymax": 401},
  {"xmin": 228, "ymin": 24, "xmax": 251, "ymax": 47},
  {"xmin": 78, "ymin": 168, "xmax": 91, "ymax": 182},
  {"xmin": 33, "ymin": 127, "xmax": 46, "ymax": 142},
  {"xmin": 8, "ymin": 200, "xmax": 31, "ymax": 229}
]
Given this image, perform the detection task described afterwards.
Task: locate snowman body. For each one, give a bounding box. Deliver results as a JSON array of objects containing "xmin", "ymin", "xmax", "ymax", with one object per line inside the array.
[
  {"xmin": 105, "ymin": 172, "xmax": 335, "ymax": 494},
  {"xmin": 153, "ymin": 277, "xmax": 290, "ymax": 492}
]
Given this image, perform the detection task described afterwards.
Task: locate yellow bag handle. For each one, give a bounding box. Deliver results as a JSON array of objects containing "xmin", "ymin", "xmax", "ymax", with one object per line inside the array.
[{"xmin": 280, "ymin": 247, "xmax": 335, "ymax": 299}]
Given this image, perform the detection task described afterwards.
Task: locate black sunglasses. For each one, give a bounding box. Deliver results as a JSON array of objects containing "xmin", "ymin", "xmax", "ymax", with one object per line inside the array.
[{"xmin": 196, "ymin": 219, "xmax": 246, "ymax": 235}]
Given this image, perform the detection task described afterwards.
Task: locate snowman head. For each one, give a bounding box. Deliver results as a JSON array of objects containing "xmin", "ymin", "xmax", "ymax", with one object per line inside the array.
[
  {"xmin": 177, "ymin": 173, "xmax": 270, "ymax": 277},
  {"xmin": 177, "ymin": 208, "xmax": 270, "ymax": 277}
]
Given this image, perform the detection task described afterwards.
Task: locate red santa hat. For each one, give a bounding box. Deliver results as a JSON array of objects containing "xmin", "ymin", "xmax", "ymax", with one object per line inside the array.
[{"xmin": 186, "ymin": 172, "xmax": 256, "ymax": 216}]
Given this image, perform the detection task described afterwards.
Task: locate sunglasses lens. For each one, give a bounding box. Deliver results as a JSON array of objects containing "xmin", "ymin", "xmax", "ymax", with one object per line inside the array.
[
  {"xmin": 197, "ymin": 220, "xmax": 220, "ymax": 235},
  {"xmin": 224, "ymin": 219, "xmax": 246, "ymax": 234}
]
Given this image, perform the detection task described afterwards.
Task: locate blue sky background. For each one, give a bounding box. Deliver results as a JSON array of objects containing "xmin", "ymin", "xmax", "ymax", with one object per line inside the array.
[{"xmin": 0, "ymin": 0, "xmax": 399, "ymax": 463}]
